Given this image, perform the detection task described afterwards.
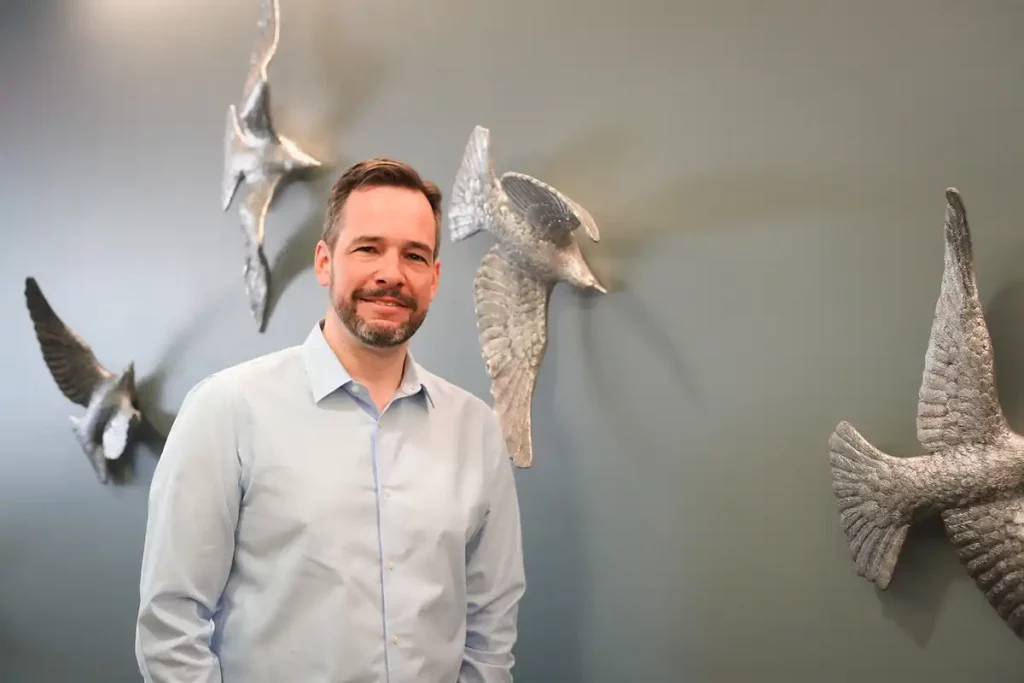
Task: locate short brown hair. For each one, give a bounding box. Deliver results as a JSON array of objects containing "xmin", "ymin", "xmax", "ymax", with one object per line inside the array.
[{"xmin": 321, "ymin": 158, "xmax": 443, "ymax": 259}]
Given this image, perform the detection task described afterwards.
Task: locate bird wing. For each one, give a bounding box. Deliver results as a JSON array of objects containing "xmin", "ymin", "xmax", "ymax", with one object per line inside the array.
[
  {"xmin": 24, "ymin": 277, "xmax": 112, "ymax": 407},
  {"xmin": 236, "ymin": 0, "xmax": 280, "ymax": 138},
  {"xmin": 240, "ymin": 173, "xmax": 282, "ymax": 248},
  {"xmin": 238, "ymin": 173, "xmax": 281, "ymax": 331},
  {"xmin": 448, "ymin": 125, "xmax": 504, "ymax": 242},
  {"xmin": 916, "ymin": 188, "xmax": 1009, "ymax": 454},
  {"xmin": 474, "ymin": 245, "xmax": 553, "ymax": 468},
  {"xmin": 499, "ymin": 171, "xmax": 600, "ymax": 243},
  {"xmin": 943, "ymin": 495, "xmax": 1024, "ymax": 637}
]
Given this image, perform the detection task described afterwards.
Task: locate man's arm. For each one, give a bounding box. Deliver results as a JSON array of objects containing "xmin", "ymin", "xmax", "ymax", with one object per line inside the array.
[
  {"xmin": 135, "ymin": 377, "xmax": 243, "ymax": 683},
  {"xmin": 460, "ymin": 416, "xmax": 527, "ymax": 683}
]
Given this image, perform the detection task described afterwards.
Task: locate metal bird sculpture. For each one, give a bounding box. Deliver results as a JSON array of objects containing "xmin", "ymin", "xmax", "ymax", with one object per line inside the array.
[
  {"xmin": 448, "ymin": 125, "xmax": 606, "ymax": 468},
  {"xmin": 24, "ymin": 277, "xmax": 161, "ymax": 486},
  {"xmin": 829, "ymin": 188, "xmax": 1024, "ymax": 639},
  {"xmin": 222, "ymin": 0, "xmax": 322, "ymax": 332}
]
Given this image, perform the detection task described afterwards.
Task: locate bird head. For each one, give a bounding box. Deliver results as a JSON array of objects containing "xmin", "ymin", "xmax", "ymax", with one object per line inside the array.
[
  {"xmin": 561, "ymin": 241, "xmax": 607, "ymax": 294},
  {"xmin": 280, "ymin": 137, "xmax": 323, "ymax": 174}
]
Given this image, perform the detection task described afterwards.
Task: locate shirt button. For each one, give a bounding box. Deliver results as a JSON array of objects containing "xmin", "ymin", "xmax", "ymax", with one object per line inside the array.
[
  {"xmin": 392, "ymin": 635, "xmax": 399, "ymax": 644},
  {"xmin": 387, "ymin": 560, "xmax": 394, "ymax": 570},
  {"xmin": 384, "ymin": 489, "xmax": 391, "ymax": 499}
]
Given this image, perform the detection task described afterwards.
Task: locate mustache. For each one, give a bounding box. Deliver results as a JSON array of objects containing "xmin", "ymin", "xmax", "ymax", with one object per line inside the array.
[{"xmin": 354, "ymin": 287, "xmax": 417, "ymax": 309}]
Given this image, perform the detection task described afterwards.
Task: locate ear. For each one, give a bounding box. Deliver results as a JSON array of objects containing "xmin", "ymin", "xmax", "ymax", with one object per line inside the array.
[
  {"xmin": 314, "ymin": 240, "xmax": 332, "ymax": 287},
  {"xmin": 428, "ymin": 258, "xmax": 441, "ymax": 301}
]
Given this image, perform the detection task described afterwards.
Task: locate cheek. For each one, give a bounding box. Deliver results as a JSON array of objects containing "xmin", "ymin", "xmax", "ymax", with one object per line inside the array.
[{"xmin": 411, "ymin": 271, "xmax": 438, "ymax": 301}]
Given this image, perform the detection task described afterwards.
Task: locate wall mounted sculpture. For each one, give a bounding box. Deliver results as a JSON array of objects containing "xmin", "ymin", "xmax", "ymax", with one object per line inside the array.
[
  {"xmin": 222, "ymin": 0, "xmax": 322, "ymax": 332},
  {"xmin": 829, "ymin": 188, "xmax": 1024, "ymax": 639},
  {"xmin": 24, "ymin": 277, "xmax": 162, "ymax": 486},
  {"xmin": 448, "ymin": 125, "xmax": 606, "ymax": 468}
]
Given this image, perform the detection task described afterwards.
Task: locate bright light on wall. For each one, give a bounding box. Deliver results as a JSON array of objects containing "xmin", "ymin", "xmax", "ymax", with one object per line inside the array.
[{"xmin": 67, "ymin": 0, "xmax": 230, "ymax": 64}]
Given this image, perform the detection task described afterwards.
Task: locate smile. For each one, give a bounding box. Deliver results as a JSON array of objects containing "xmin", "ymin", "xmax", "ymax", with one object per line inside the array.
[{"xmin": 362, "ymin": 298, "xmax": 407, "ymax": 308}]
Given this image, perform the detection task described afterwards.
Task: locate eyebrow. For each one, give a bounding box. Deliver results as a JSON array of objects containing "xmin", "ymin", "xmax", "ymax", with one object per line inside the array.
[{"xmin": 351, "ymin": 235, "xmax": 433, "ymax": 254}]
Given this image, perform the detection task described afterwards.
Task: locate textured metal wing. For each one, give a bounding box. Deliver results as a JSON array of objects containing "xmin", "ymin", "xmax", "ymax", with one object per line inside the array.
[
  {"xmin": 24, "ymin": 277, "xmax": 112, "ymax": 407},
  {"xmin": 448, "ymin": 125, "xmax": 504, "ymax": 242},
  {"xmin": 474, "ymin": 245, "xmax": 554, "ymax": 468},
  {"xmin": 239, "ymin": 174, "xmax": 281, "ymax": 331},
  {"xmin": 943, "ymin": 495, "xmax": 1024, "ymax": 637},
  {"xmin": 916, "ymin": 188, "xmax": 1008, "ymax": 453},
  {"xmin": 500, "ymin": 171, "xmax": 600, "ymax": 243},
  {"xmin": 237, "ymin": 0, "xmax": 279, "ymax": 137}
]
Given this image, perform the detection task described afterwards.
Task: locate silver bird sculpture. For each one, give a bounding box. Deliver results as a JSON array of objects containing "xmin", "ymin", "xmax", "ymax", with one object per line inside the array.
[
  {"xmin": 222, "ymin": 0, "xmax": 322, "ymax": 332},
  {"xmin": 829, "ymin": 188, "xmax": 1024, "ymax": 639},
  {"xmin": 24, "ymin": 277, "xmax": 161, "ymax": 486},
  {"xmin": 448, "ymin": 125, "xmax": 606, "ymax": 468}
]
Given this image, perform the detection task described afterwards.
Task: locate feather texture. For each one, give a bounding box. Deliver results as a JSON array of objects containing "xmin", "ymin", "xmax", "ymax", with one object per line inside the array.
[
  {"xmin": 24, "ymin": 277, "xmax": 111, "ymax": 407},
  {"xmin": 917, "ymin": 189, "xmax": 1008, "ymax": 452},
  {"xmin": 474, "ymin": 246, "xmax": 553, "ymax": 468},
  {"xmin": 828, "ymin": 188, "xmax": 1024, "ymax": 641}
]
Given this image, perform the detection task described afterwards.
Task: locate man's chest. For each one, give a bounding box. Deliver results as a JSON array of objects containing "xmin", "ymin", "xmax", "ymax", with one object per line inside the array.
[{"xmin": 233, "ymin": 404, "xmax": 490, "ymax": 571}]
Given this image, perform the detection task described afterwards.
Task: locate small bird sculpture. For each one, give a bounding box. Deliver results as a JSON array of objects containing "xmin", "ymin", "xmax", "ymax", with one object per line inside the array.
[
  {"xmin": 24, "ymin": 277, "xmax": 160, "ymax": 485},
  {"xmin": 829, "ymin": 188, "xmax": 1024, "ymax": 639},
  {"xmin": 222, "ymin": 0, "xmax": 322, "ymax": 332},
  {"xmin": 448, "ymin": 124, "xmax": 606, "ymax": 468}
]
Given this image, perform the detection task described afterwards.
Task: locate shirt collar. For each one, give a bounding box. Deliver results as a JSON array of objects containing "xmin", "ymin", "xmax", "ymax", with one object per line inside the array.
[{"xmin": 301, "ymin": 320, "xmax": 433, "ymax": 407}]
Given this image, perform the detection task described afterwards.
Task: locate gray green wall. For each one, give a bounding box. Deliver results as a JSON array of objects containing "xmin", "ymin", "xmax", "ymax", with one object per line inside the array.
[{"xmin": 3, "ymin": 0, "xmax": 1024, "ymax": 680}]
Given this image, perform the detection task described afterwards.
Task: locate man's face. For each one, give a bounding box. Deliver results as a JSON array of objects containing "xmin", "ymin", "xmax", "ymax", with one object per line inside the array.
[{"xmin": 315, "ymin": 185, "xmax": 440, "ymax": 348}]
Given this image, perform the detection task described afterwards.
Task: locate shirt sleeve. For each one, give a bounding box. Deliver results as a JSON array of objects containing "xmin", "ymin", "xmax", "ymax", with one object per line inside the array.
[
  {"xmin": 460, "ymin": 414, "xmax": 527, "ymax": 683},
  {"xmin": 135, "ymin": 376, "xmax": 243, "ymax": 683}
]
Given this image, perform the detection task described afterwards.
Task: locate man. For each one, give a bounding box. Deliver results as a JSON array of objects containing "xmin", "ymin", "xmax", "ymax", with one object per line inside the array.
[{"xmin": 135, "ymin": 158, "xmax": 526, "ymax": 683}]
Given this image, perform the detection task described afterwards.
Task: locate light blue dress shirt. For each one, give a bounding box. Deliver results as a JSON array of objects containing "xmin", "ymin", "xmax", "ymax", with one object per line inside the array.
[{"xmin": 135, "ymin": 321, "xmax": 526, "ymax": 683}]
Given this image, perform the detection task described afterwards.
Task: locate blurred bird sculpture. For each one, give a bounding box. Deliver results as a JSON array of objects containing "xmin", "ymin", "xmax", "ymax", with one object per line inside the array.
[
  {"xmin": 222, "ymin": 0, "xmax": 322, "ymax": 332},
  {"xmin": 24, "ymin": 277, "xmax": 162, "ymax": 485},
  {"xmin": 448, "ymin": 124, "xmax": 606, "ymax": 468},
  {"xmin": 829, "ymin": 188, "xmax": 1024, "ymax": 639}
]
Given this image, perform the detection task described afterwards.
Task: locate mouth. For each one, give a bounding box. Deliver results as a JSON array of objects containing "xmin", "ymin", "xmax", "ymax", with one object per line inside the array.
[{"xmin": 359, "ymin": 296, "xmax": 411, "ymax": 310}]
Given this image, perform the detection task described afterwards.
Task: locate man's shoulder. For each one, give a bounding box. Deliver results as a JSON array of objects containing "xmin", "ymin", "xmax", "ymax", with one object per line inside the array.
[{"xmin": 180, "ymin": 345, "xmax": 304, "ymax": 407}]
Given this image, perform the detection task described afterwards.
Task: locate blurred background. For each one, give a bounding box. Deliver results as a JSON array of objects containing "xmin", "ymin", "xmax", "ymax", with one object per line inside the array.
[{"xmin": 2, "ymin": 0, "xmax": 1024, "ymax": 680}]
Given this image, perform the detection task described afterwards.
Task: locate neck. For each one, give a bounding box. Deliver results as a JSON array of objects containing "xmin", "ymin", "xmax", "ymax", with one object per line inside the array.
[{"xmin": 321, "ymin": 314, "xmax": 408, "ymax": 400}]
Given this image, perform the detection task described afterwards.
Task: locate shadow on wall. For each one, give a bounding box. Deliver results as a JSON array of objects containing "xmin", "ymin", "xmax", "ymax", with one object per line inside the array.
[
  {"xmin": 510, "ymin": 324, "xmax": 589, "ymax": 682},
  {"xmin": 502, "ymin": 121, "xmax": 1005, "ymax": 298},
  {"xmin": 874, "ymin": 515, "xmax": 963, "ymax": 648},
  {"xmin": 987, "ymin": 277, "xmax": 1024, "ymax": 431},
  {"xmin": 263, "ymin": 171, "xmax": 337, "ymax": 324},
  {"xmin": 257, "ymin": 0, "xmax": 400, "ymax": 323}
]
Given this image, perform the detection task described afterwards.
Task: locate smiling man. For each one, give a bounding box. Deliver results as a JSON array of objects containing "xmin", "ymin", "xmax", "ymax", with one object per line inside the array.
[{"xmin": 135, "ymin": 159, "xmax": 526, "ymax": 683}]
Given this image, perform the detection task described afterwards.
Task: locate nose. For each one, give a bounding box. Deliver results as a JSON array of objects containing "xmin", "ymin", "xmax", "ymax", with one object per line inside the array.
[{"xmin": 374, "ymin": 249, "xmax": 405, "ymax": 286}]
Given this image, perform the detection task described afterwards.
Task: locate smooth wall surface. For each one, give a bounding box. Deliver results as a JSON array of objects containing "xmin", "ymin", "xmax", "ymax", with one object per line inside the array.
[{"xmin": 3, "ymin": 1, "xmax": 1024, "ymax": 680}]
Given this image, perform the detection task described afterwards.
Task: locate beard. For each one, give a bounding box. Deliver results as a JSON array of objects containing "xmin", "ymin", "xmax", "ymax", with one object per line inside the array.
[{"xmin": 331, "ymin": 275, "xmax": 427, "ymax": 348}]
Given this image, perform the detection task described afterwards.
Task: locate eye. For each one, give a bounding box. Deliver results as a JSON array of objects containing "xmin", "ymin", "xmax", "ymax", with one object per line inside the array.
[
  {"xmin": 407, "ymin": 253, "xmax": 427, "ymax": 262},
  {"xmin": 355, "ymin": 245, "xmax": 377, "ymax": 253}
]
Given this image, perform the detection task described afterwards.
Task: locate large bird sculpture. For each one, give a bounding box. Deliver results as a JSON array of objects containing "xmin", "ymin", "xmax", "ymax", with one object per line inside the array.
[
  {"xmin": 829, "ymin": 188, "xmax": 1024, "ymax": 639},
  {"xmin": 447, "ymin": 124, "xmax": 606, "ymax": 468},
  {"xmin": 24, "ymin": 277, "xmax": 161, "ymax": 485},
  {"xmin": 222, "ymin": 0, "xmax": 322, "ymax": 332}
]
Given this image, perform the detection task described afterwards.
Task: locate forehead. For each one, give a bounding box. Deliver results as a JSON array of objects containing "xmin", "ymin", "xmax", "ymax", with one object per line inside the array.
[{"xmin": 339, "ymin": 185, "xmax": 436, "ymax": 246}]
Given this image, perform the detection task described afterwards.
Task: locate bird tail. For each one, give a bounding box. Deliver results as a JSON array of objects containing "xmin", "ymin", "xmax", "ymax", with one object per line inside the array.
[
  {"xmin": 243, "ymin": 242, "xmax": 271, "ymax": 332},
  {"xmin": 448, "ymin": 125, "xmax": 500, "ymax": 242},
  {"xmin": 828, "ymin": 420, "xmax": 910, "ymax": 589}
]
